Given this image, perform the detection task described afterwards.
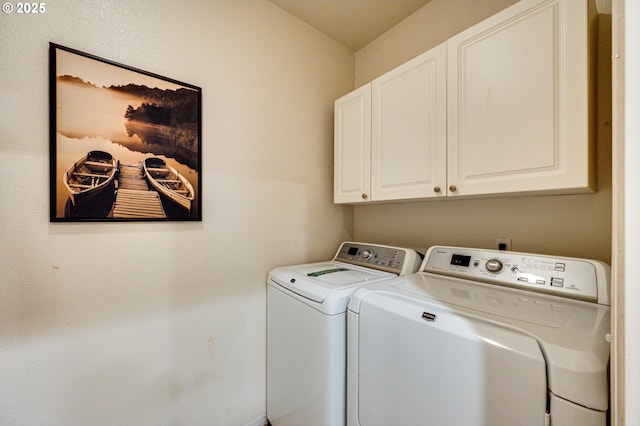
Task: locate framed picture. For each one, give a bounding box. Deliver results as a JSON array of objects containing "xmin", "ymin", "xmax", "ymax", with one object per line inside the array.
[{"xmin": 49, "ymin": 43, "xmax": 202, "ymax": 221}]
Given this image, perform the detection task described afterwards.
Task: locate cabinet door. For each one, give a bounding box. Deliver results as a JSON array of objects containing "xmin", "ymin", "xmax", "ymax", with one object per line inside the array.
[
  {"xmin": 447, "ymin": 0, "xmax": 594, "ymax": 197},
  {"xmin": 371, "ymin": 43, "xmax": 447, "ymax": 201},
  {"xmin": 334, "ymin": 84, "xmax": 372, "ymax": 204}
]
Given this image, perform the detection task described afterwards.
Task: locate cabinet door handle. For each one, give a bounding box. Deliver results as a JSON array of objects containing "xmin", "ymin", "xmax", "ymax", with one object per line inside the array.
[
  {"xmin": 449, "ymin": 185, "xmax": 457, "ymax": 192},
  {"xmin": 361, "ymin": 193, "xmax": 368, "ymax": 200},
  {"xmin": 433, "ymin": 186, "xmax": 441, "ymax": 193}
]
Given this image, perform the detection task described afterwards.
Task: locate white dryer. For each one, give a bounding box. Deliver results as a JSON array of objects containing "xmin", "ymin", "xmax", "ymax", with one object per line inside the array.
[
  {"xmin": 267, "ymin": 242, "xmax": 421, "ymax": 426},
  {"xmin": 347, "ymin": 246, "xmax": 611, "ymax": 426}
]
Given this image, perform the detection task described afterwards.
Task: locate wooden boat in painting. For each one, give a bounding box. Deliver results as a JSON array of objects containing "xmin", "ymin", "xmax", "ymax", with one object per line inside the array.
[
  {"xmin": 143, "ymin": 157, "xmax": 195, "ymax": 212},
  {"xmin": 63, "ymin": 151, "xmax": 118, "ymax": 206}
]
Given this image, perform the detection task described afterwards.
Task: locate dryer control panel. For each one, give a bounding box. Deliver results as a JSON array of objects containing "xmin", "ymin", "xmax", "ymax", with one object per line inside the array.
[
  {"xmin": 423, "ymin": 246, "xmax": 610, "ymax": 305},
  {"xmin": 335, "ymin": 242, "xmax": 422, "ymax": 276}
]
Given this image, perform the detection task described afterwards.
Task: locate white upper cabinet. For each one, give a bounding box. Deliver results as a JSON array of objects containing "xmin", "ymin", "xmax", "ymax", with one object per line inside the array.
[
  {"xmin": 334, "ymin": 84, "xmax": 371, "ymax": 203},
  {"xmin": 371, "ymin": 43, "xmax": 447, "ymax": 201},
  {"xmin": 447, "ymin": 0, "xmax": 595, "ymax": 197},
  {"xmin": 334, "ymin": 0, "xmax": 595, "ymax": 204},
  {"xmin": 334, "ymin": 43, "xmax": 447, "ymax": 204}
]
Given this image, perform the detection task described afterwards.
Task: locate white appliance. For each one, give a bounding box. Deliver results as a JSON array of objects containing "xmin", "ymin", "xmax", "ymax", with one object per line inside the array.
[
  {"xmin": 267, "ymin": 242, "xmax": 422, "ymax": 426},
  {"xmin": 347, "ymin": 246, "xmax": 611, "ymax": 426}
]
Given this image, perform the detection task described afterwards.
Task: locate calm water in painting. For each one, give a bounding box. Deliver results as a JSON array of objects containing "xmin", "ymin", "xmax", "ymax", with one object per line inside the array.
[{"xmin": 55, "ymin": 80, "xmax": 199, "ymax": 218}]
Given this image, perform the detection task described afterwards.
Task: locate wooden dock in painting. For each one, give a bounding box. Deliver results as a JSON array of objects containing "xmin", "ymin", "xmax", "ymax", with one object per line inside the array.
[{"xmin": 113, "ymin": 163, "xmax": 167, "ymax": 219}]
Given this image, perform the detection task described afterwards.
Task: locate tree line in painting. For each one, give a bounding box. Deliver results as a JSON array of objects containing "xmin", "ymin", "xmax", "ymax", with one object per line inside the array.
[
  {"xmin": 112, "ymin": 84, "xmax": 199, "ymax": 170},
  {"xmin": 116, "ymin": 85, "xmax": 198, "ymax": 128}
]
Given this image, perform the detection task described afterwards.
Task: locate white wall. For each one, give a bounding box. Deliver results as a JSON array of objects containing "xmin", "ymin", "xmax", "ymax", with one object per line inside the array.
[
  {"xmin": 617, "ymin": 0, "xmax": 640, "ymax": 422},
  {"xmin": 0, "ymin": 1, "xmax": 354, "ymax": 424},
  {"xmin": 352, "ymin": 0, "xmax": 613, "ymax": 264},
  {"xmin": 618, "ymin": 0, "xmax": 640, "ymax": 425}
]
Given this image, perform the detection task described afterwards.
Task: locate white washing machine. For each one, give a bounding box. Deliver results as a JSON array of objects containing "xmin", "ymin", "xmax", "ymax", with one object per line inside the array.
[
  {"xmin": 347, "ymin": 246, "xmax": 611, "ymax": 426},
  {"xmin": 267, "ymin": 242, "xmax": 422, "ymax": 426}
]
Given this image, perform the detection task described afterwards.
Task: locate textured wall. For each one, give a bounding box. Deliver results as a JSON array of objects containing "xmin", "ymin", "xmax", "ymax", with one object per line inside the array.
[{"xmin": 0, "ymin": 1, "xmax": 353, "ymax": 424}]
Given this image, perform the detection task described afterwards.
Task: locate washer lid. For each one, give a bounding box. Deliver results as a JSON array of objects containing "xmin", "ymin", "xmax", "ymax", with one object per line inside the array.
[
  {"xmin": 356, "ymin": 291, "xmax": 547, "ymax": 426},
  {"xmin": 350, "ymin": 272, "xmax": 610, "ymax": 412},
  {"xmin": 269, "ymin": 261, "xmax": 395, "ymax": 303}
]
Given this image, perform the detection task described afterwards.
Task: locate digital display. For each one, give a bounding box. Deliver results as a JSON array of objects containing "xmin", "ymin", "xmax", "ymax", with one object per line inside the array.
[
  {"xmin": 348, "ymin": 247, "xmax": 359, "ymax": 256},
  {"xmin": 451, "ymin": 254, "xmax": 471, "ymax": 267}
]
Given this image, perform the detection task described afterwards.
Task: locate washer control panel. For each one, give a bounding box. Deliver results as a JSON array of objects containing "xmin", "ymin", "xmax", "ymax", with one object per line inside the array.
[
  {"xmin": 423, "ymin": 246, "xmax": 610, "ymax": 304},
  {"xmin": 335, "ymin": 242, "xmax": 421, "ymax": 276}
]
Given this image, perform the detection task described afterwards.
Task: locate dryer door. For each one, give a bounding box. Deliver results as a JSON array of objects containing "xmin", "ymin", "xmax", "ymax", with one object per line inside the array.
[{"xmin": 356, "ymin": 293, "xmax": 547, "ymax": 426}]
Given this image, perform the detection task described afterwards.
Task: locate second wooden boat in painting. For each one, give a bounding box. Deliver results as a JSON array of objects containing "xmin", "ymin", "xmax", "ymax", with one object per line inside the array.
[
  {"xmin": 63, "ymin": 150, "xmax": 118, "ymax": 206},
  {"xmin": 143, "ymin": 157, "xmax": 195, "ymax": 212}
]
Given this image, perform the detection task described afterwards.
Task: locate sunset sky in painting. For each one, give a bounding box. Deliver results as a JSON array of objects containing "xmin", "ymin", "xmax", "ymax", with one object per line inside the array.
[{"xmin": 56, "ymin": 48, "xmax": 189, "ymax": 91}]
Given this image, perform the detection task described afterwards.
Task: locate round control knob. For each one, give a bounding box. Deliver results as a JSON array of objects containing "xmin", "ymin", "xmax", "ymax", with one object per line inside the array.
[
  {"xmin": 362, "ymin": 250, "xmax": 373, "ymax": 259},
  {"xmin": 485, "ymin": 259, "xmax": 503, "ymax": 273}
]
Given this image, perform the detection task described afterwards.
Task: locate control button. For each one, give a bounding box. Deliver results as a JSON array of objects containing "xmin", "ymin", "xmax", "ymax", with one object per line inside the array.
[
  {"xmin": 485, "ymin": 259, "xmax": 503, "ymax": 273},
  {"xmin": 517, "ymin": 276, "xmax": 529, "ymax": 282},
  {"xmin": 473, "ymin": 261, "xmax": 479, "ymax": 267},
  {"xmin": 555, "ymin": 263, "xmax": 566, "ymax": 272},
  {"xmin": 511, "ymin": 266, "xmax": 519, "ymax": 273},
  {"xmin": 551, "ymin": 277, "xmax": 564, "ymax": 288},
  {"xmin": 535, "ymin": 279, "xmax": 545, "ymax": 285},
  {"xmin": 362, "ymin": 250, "xmax": 373, "ymax": 259}
]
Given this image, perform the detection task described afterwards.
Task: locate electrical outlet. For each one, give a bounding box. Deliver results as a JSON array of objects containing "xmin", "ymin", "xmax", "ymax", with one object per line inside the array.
[{"xmin": 496, "ymin": 238, "xmax": 512, "ymax": 251}]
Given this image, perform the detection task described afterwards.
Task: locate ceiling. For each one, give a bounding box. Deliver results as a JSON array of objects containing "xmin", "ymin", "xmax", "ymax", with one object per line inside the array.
[
  {"xmin": 268, "ymin": 0, "xmax": 433, "ymax": 51},
  {"xmin": 268, "ymin": 0, "xmax": 612, "ymax": 52}
]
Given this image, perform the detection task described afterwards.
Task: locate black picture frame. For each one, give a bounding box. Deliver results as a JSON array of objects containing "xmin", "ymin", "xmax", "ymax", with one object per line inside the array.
[{"xmin": 49, "ymin": 43, "xmax": 202, "ymax": 222}]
